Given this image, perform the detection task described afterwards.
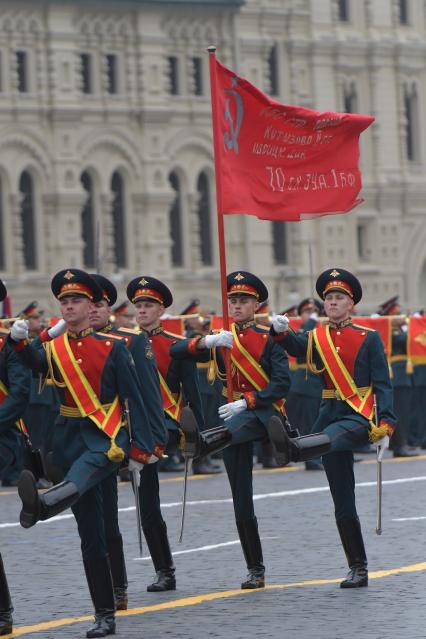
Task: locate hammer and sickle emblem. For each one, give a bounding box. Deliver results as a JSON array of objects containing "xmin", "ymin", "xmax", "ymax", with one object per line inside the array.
[{"xmin": 223, "ymin": 77, "xmax": 244, "ymax": 155}]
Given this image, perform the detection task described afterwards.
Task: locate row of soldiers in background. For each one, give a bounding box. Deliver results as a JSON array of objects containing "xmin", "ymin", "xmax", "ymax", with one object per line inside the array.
[{"xmin": 1, "ymin": 291, "xmax": 424, "ymax": 488}]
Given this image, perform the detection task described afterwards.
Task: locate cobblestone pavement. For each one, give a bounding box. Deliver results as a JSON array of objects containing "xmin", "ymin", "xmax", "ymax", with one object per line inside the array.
[{"xmin": 2, "ymin": 453, "xmax": 426, "ymax": 638}]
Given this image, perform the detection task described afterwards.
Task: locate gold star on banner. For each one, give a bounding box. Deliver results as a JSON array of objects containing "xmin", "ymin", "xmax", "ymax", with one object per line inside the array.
[
  {"xmin": 414, "ymin": 332, "xmax": 426, "ymax": 348},
  {"xmin": 235, "ymin": 273, "xmax": 245, "ymax": 281},
  {"xmin": 330, "ymin": 269, "xmax": 340, "ymax": 278},
  {"xmin": 64, "ymin": 270, "xmax": 74, "ymax": 280},
  {"xmin": 139, "ymin": 278, "xmax": 149, "ymax": 286}
]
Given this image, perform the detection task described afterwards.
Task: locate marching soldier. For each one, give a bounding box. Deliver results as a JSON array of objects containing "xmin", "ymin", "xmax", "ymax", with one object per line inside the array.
[
  {"xmin": 378, "ymin": 297, "xmax": 416, "ymax": 457},
  {"xmin": 20, "ymin": 302, "xmax": 60, "ymax": 487},
  {"xmin": 89, "ymin": 273, "xmax": 167, "ymax": 598},
  {"xmin": 269, "ymin": 268, "xmax": 396, "ymax": 588},
  {"xmin": 182, "ymin": 299, "xmax": 221, "ymax": 475},
  {"xmin": 0, "ymin": 280, "xmax": 31, "ymax": 636},
  {"xmin": 10, "ymin": 269, "xmax": 156, "ymax": 638},
  {"xmin": 175, "ymin": 272, "xmax": 326, "ymax": 589},
  {"xmin": 127, "ymin": 275, "xmax": 205, "ymax": 591},
  {"xmin": 285, "ymin": 297, "xmax": 324, "ymax": 471}
]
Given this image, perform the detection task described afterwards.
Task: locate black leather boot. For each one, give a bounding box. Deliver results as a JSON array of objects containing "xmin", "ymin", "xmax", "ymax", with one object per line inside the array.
[
  {"xmin": 337, "ymin": 518, "xmax": 368, "ymax": 588},
  {"xmin": 192, "ymin": 456, "xmax": 222, "ymax": 475},
  {"xmin": 236, "ymin": 518, "xmax": 265, "ymax": 590},
  {"xmin": 0, "ymin": 553, "xmax": 13, "ymax": 636},
  {"xmin": 266, "ymin": 416, "xmax": 331, "ymax": 466},
  {"xmin": 143, "ymin": 522, "xmax": 176, "ymax": 592},
  {"xmin": 107, "ymin": 535, "xmax": 128, "ymax": 610},
  {"xmin": 18, "ymin": 470, "xmax": 79, "ymax": 528},
  {"xmin": 83, "ymin": 557, "xmax": 116, "ymax": 638}
]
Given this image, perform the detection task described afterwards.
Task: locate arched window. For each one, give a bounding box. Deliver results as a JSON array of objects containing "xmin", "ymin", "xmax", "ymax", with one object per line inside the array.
[
  {"xmin": 19, "ymin": 171, "xmax": 37, "ymax": 270},
  {"xmin": 81, "ymin": 171, "xmax": 95, "ymax": 268},
  {"xmin": 267, "ymin": 44, "xmax": 279, "ymax": 97},
  {"xmin": 197, "ymin": 172, "xmax": 213, "ymax": 266},
  {"xmin": 169, "ymin": 172, "xmax": 183, "ymax": 267},
  {"xmin": 343, "ymin": 81, "xmax": 358, "ymax": 114},
  {"xmin": 272, "ymin": 221, "xmax": 288, "ymax": 264},
  {"xmin": 404, "ymin": 82, "xmax": 419, "ymax": 162},
  {"xmin": 0, "ymin": 178, "xmax": 4, "ymax": 270},
  {"xmin": 111, "ymin": 172, "xmax": 126, "ymax": 269}
]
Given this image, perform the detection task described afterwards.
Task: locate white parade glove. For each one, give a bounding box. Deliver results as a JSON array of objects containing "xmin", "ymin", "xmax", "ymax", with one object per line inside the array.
[
  {"xmin": 128, "ymin": 459, "xmax": 143, "ymax": 484},
  {"xmin": 370, "ymin": 313, "xmax": 381, "ymax": 318},
  {"xmin": 204, "ymin": 331, "xmax": 233, "ymax": 349},
  {"xmin": 218, "ymin": 398, "xmax": 247, "ymax": 422},
  {"xmin": 47, "ymin": 319, "xmax": 67, "ymax": 339},
  {"xmin": 271, "ymin": 313, "xmax": 289, "ymax": 334},
  {"xmin": 401, "ymin": 324, "xmax": 408, "ymax": 333},
  {"xmin": 147, "ymin": 455, "xmax": 159, "ymax": 465},
  {"xmin": 309, "ymin": 312, "xmax": 319, "ymax": 320},
  {"xmin": 10, "ymin": 319, "xmax": 29, "ymax": 342},
  {"xmin": 376, "ymin": 435, "xmax": 389, "ymax": 462}
]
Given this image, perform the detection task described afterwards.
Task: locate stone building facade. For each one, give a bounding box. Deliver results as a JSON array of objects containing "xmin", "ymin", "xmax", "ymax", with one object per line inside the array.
[{"xmin": 0, "ymin": 0, "xmax": 425, "ymax": 315}]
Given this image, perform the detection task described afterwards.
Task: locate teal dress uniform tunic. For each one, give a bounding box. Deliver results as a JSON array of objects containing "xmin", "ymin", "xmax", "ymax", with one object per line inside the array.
[
  {"xmin": 285, "ymin": 317, "xmax": 323, "ymax": 435},
  {"xmin": 0, "ymin": 329, "xmax": 30, "ymax": 478},
  {"xmin": 12, "ymin": 328, "xmax": 154, "ymax": 560},
  {"xmin": 272, "ymin": 320, "xmax": 396, "ymax": 521},
  {"xmin": 171, "ymin": 321, "xmax": 291, "ymax": 521}
]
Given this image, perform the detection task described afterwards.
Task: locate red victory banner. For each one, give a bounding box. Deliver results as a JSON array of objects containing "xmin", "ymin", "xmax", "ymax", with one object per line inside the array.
[
  {"xmin": 160, "ymin": 317, "xmax": 184, "ymax": 336},
  {"xmin": 408, "ymin": 317, "xmax": 426, "ymax": 365},
  {"xmin": 211, "ymin": 57, "xmax": 374, "ymax": 222},
  {"xmin": 208, "ymin": 48, "xmax": 374, "ymax": 400}
]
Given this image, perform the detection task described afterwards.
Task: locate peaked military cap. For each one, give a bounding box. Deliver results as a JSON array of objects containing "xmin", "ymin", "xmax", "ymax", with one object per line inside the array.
[
  {"xmin": 0, "ymin": 280, "xmax": 6, "ymax": 303},
  {"xmin": 113, "ymin": 301, "xmax": 131, "ymax": 316},
  {"xmin": 227, "ymin": 271, "xmax": 268, "ymax": 303},
  {"xmin": 20, "ymin": 301, "xmax": 40, "ymax": 319},
  {"xmin": 255, "ymin": 300, "xmax": 270, "ymax": 317},
  {"xmin": 377, "ymin": 296, "xmax": 400, "ymax": 316},
  {"xmin": 297, "ymin": 297, "xmax": 322, "ymax": 316},
  {"xmin": 316, "ymin": 268, "xmax": 362, "ymax": 305},
  {"xmin": 127, "ymin": 276, "xmax": 173, "ymax": 308},
  {"xmin": 51, "ymin": 269, "xmax": 103, "ymax": 302},
  {"xmin": 89, "ymin": 274, "xmax": 118, "ymax": 307},
  {"xmin": 180, "ymin": 299, "xmax": 200, "ymax": 317},
  {"xmin": 281, "ymin": 304, "xmax": 298, "ymax": 317}
]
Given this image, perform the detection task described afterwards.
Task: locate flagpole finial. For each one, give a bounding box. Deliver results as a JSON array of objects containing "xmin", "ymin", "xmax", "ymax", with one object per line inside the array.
[{"xmin": 207, "ymin": 45, "xmax": 216, "ymax": 54}]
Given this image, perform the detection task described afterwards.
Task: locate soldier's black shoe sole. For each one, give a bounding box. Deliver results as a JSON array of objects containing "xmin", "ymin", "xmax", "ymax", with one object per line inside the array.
[
  {"xmin": 179, "ymin": 407, "xmax": 199, "ymax": 457},
  {"xmin": 18, "ymin": 470, "xmax": 40, "ymax": 529},
  {"xmin": 265, "ymin": 416, "xmax": 290, "ymax": 466}
]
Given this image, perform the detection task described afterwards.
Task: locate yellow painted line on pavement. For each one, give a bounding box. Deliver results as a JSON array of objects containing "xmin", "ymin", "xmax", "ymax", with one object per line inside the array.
[{"xmin": 5, "ymin": 560, "xmax": 426, "ymax": 638}]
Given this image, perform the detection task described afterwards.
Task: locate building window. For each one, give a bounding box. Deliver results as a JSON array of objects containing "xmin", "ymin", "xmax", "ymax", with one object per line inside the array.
[
  {"xmin": 404, "ymin": 83, "xmax": 419, "ymax": 162},
  {"xmin": 268, "ymin": 45, "xmax": 279, "ymax": 97},
  {"xmin": 111, "ymin": 172, "xmax": 126, "ymax": 269},
  {"xmin": 343, "ymin": 81, "xmax": 358, "ymax": 113},
  {"xmin": 399, "ymin": 0, "xmax": 409, "ymax": 24},
  {"xmin": 19, "ymin": 171, "xmax": 37, "ymax": 270},
  {"xmin": 272, "ymin": 221, "xmax": 288, "ymax": 264},
  {"xmin": 106, "ymin": 54, "xmax": 118, "ymax": 95},
  {"xmin": 168, "ymin": 56, "xmax": 179, "ymax": 95},
  {"xmin": 337, "ymin": 0, "xmax": 349, "ymax": 22},
  {"xmin": 0, "ymin": 179, "xmax": 4, "ymax": 270},
  {"xmin": 197, "ymin": 172, "xmax": 213, "ymax": 266},
  {"xmin": 356, "ymin": 223, "xmax": 370, "ymax": 261},
  {"xmin": 16, "ymin": 51, "xmax": 28, "ymax": 93},
  {"xmin": 81, "ymin": 172, "xmax": 95, "ymax": 268},
  {"xmin": 81, "ymin": 53, "xmax": 93, "ymax": 94},
  {"xmin": 192, "ymin": 57, "xmax": 203, "ymax": 96},
  {"xmin": 169, "ymin": 172, "xmax": 183, "ymax": 266}
]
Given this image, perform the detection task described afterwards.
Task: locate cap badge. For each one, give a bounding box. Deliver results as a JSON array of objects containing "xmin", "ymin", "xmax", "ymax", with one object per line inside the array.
[
  {"xmin": 234, "ymin": 272, "xmax": 245, "ymax": 281},
  {"xmin": 64, "ymin": 270, "xmax": 74, "ymax": 280},
  {"xmin": 330, "ymin": 269, "xmax": 340, "ymax": 278},
  {"xmin": 139, "ymin": 278, "xmax": 149, "ymax": 286}
]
